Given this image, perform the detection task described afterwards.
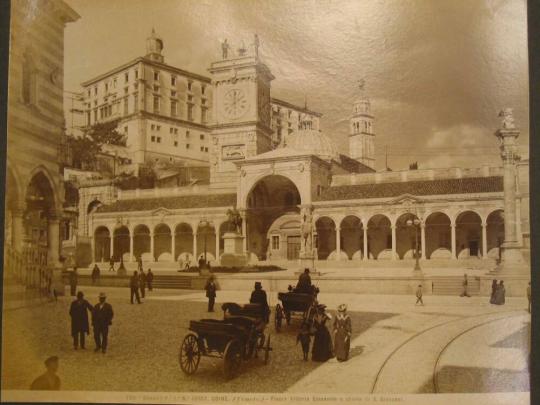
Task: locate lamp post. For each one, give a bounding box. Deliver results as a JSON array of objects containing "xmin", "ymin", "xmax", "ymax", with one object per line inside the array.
[
  {"xmin": 406, "ymin": 217, "xmax": 422, "ymax": 272},
  {"xmin": 199, "ymin": 219, "xmax": 209, "ymax": 265}
]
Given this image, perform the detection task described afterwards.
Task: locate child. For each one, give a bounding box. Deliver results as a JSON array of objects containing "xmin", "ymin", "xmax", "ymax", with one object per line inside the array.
[
  {"xmin": 415, "ymin": 284, "xmax": 424, "ymax": 306},
  {"xmin": 297, "ymin": 323, "xmax": 311, "ymax": 361}
]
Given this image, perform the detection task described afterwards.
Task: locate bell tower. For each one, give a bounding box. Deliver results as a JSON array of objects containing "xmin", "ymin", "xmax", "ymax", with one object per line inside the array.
[
  {"xmin": 145, "ymin": 28, "xmax": 164, "ymax": 63},
  {"xmin": 349, "ymin": 83, "xmax": 375, "ymax": 169},
  {"xmin": 208, "ymin": 36, "xmax": 274, "ymax": 190}
]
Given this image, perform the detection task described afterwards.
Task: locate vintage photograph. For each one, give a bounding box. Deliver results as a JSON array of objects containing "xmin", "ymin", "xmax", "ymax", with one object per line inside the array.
[{"xmin": 2, "ymin": 0, "xmax": 531, "ymax": 404}]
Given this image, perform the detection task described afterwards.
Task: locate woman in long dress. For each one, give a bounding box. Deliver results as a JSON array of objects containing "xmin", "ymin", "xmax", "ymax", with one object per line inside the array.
[
  {"xmin": 494, "ymin": 280, "xmax": 506, "ymax": 305},
  {"xmin": 333, "ymin": 304, "xmax": 352, "ymax": 362},
  {"xmin": 490, "ymin": 279, "xmax": 498, "ymax": 304},
  {"xmin": 311, "ymin": 305, "xmax": 334, "ymax": 362}
]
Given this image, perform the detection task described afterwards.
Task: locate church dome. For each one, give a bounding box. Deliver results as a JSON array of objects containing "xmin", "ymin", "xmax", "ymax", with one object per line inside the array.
[{"xmin": 286, "ymin": 117, "xmax": 340, "ymax": 161}]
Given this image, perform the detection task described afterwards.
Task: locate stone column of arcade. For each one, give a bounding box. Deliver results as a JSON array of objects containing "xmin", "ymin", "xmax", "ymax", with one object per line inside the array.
[
  {"xmin": 11, "ymin": 208, "xmax": 25, "ymax": 252},
  {"xmin": 48, "ymin": 213, "xmax": 64, "ymax": 295}
]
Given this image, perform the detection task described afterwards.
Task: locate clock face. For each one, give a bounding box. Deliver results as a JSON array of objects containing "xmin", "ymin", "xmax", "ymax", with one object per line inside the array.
[{"xmin": 223, "ymin": 88, "xmax": 248, "ymax": 120}]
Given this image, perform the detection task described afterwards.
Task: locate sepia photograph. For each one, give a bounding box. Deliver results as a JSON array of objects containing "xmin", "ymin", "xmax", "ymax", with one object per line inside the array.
[{"xmin": 1, "ymin": 0, "xmax": 533, "ymax": 404}]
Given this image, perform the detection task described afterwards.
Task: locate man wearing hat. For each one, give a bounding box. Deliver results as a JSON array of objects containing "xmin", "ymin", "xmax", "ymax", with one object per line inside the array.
[
  {"xmin": 30, "ymin": 356, "xmax": 61, "ymax": 390},
  {"xmin": 296, "ymin": 268, "xmax": 312, "ymax": 294},
  {"xmin": 69, "ymin": 291, "xmax": 93, "ymax": 350},
  {"xmin": 93, "ymin": 292, "xmax": 114, "ymax": 353},
  {"xmin": 204, "ymin": 275, "xmax": 217, "ymax": 312},
  {"xmin": 333, "ymin": 304, "xmax": 352, "ymax": 362},
  {"xmin": 250, "ymin": 281, "xmax": 270, "ymax": 322}
]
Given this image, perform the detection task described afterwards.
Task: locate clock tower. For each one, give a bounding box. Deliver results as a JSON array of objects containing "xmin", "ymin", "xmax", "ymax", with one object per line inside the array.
[{"xmin": 208, "ymin": 42, "xmax": 274, "ymax": 190}]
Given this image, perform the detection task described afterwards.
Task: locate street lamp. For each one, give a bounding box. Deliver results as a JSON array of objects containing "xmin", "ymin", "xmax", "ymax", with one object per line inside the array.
[
  {"xmin": 199, "ymin": 219, "xmax": 209, "ymax": 265},
  {"xmin": 406, "ymin": 217, "xmax": 422, "ymax": 272}
]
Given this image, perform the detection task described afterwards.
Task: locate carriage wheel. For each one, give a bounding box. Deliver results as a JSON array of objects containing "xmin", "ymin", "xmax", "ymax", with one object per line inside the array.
[
  {"xmin": 179, "ymin": 333, "xmax": 201, "ymax": 375},
  {"xmin": 275, "ymin": 304, "xmax": 283, "ymax": 331},
  {"xmin": 223, "ymin": 339, "xmax": 242, "ymax": 380},
  {"xmin": 264, "ymin": 335, "xmax": 272, "ymax": 365}
]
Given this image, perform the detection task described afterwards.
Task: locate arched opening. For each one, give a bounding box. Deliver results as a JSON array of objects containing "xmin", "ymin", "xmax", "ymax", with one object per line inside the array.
[
  {"xmin": 340, "ymin": 215, "xmax": 363, "ymax": 260},
  {"xmin": 154, "ymin": 224, "xmax": 172, "ymax": 261},
  {"xmin": 133, "ymin": 225, "xmax": 151, "ymax": 261},
  {"xmin": 395, "ymin": 213, "xmax": 422, "ymax": 259},
  {"xmin": 425, "ymin": 212, "xmax": 451, "ymax": 259},
  {"xmin": 367, "ymin": 214, "xmax": 392, "ymax": 260},
  {"xmin": 455, "ymin": 211, "xmax": 482, "ymax": 259},
  {"xmin": 113, "ymin": 226, "xmax": 130, "ymax": 261},
  {"xmin": 175, "ymin": 223, "xmax": 193, "ymax": 263},
  {"xmin": 94, "ymin": 226, "xmax": 111, "ymax": 262},
  {"xmin": 245, "ymin": 175, "xmax": 301, "ymax": 260},
  {"xmin": 315, "ymin": 217, "xmax": 336, "ymax": 260},
  {"xmin": 87, "ymin": 199, "xmax": 102, "ymax": 214},
  {"xmin": 487, "ymin": 210, "xmax": 504, "ymax": 260},
  {"xmin": 196, "ymin": 222, "xmax": 216, "ymax": 263}
]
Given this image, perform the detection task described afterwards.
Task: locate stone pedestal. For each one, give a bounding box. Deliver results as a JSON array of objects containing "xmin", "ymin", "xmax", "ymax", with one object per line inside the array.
[
  {"xmin": 490, "ymin": 244, "xmax": 528, "ymax": 274},
  {"xmin": 221, "ymin": 232, "xmax": 248, "ymax": 267}
]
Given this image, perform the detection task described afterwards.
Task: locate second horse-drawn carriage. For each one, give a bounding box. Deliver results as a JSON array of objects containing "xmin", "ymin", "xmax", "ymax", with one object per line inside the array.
[
  {"xmin": 179, "ymin": 302, "xmax": 272, "ymax": 379},
  {"xmin": 274, "ymin": 285, "xmax": 319, "ymax": 331}
]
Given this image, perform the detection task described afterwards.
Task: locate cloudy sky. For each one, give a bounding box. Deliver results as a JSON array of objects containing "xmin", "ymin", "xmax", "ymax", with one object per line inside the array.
[{"xmin": 64, "ymin": 0, "xmax": 529, "ymax": 171}]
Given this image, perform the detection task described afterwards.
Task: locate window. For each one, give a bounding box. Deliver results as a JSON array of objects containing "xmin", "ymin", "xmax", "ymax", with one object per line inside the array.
[
  {"xmin": 186, "ymin": 143, "xmax": 190, "ymax": 149},
  {"xmin": 200, "ymin": 134, "xmax": 205, "ymax": 140},
  {"xmin": 124, "ymin": 87, "xmax": 128, "ymax": 95},
  {"xmin": 171, "ymin": 90, "xmax": 177, "ymax": 97},
  {"xmin": 157, "ymin": 125, "xmax": 161, "ymax": 131},
  {"xmin": 174, "ymin": 128, "xmax": 178, "ymax": 134},
  {"xmin": 113, "ymin": 78, "xmax": 117, "ymax": 88},
  {"xmin": 171, "ymin": 76, "xmax": 176, "ymax": 86},
  {"xmin": 153, "ymin": 96, "xmax": 160, "ymax": 113},
  {"xmin": 154, "ymin": 71, "xmax": 159, "ymax": 81},
  {"xmin": 87, "ymin": 111, "xmax": 91, "ymax": 125},
  {"xmin": 157, "ymin": 137, "xmax": 161, "ymax": 143},
  {"xmin": 171, "ymin": 100, "xmax": 177, "ymax": 117},
  {"xmin": 151, "ymin": 124, "xmax": 155, "ymax": 130},
  {"xmin": 201, "ymin": 85, "xmax": 206, "ymax": 95},
  {"xmin": 93, "ymin": 109, "xmax": 97, "ymax": 121},
  {"xmin": 272, "ymin": 235, "xmax": 280, "ymax": 250},
  {"xmin": 201, "ymin": 107, "xmax": 207, "ymax": 124},
  {"xmin": 186, "ymin": 130, "xmax": 190, "ymax": 138},
  {"xmin": 87, "ymin": 89, "xmax": 91, "ymax": 98},
  {"xmin": 135, "ymin": 70, "xmax": 138, "ymax": 80},
  {"xmin": 187, "ymin": 104, "xmax": 193, "ymax": 121},
  {"xmin": 105, "ymin": 83, "xmax": 108, "ymax": 92},
  {"xmin": 94, "ymin": 86, "xmax": 97, "ymax": 96},
  {"xmin": 170, "ymin": 128, "xmax": 174, "ymax": 134},
  {"xmin": 124, "ymin": 72, "xmax": 129, "ymax": 82},
  {"xmin": 151, "ymin": 135, "xmax": 156, "ymax": 142},
  {"xmin": 124, "ymin": 126, "xmax": 128, "ymax": 134},
  {"xmin": 174, "ymin": 141, "xmax": 178, "ymax": 147},
  {"xmin": 108, "ymin": 104, "xmax": 112, "ymax": 116},
  {"xmin": 123, "ymin": 97, "xmax": 128, "ymax": 115},
  {"xmin": 187, "ymin": 81, "xmax": 193, "ymax": 91},
  {"xmin": 153, "ymin": 84, "xmax": 160, "ymax": 92},
  {"xmin": 133, "ymin": 94, "xmax": 138, "ymax": 110},
  {"xmin": 204, "ymin": 147, "xmax": 208, "ymax": 152},
  {"xmin": 200, "ymin": 146, "xmax": 204, "ymax": 152}
]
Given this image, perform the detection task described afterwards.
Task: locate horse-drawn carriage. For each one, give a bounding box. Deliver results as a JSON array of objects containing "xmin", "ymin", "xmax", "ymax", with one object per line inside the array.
[
  {"xmin": 274, "ymin": 285, "xmax": 319, "ymax": 331},
  {"xmin": 179, "ymin": 302, "xmax": 272, "ymax": 379}
]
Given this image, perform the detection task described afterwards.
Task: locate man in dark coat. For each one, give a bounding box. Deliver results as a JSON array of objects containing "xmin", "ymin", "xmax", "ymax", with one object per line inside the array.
[
  {"xmin": 93, "ymin": 292, "xmax": 114, "ymax": 353},
  {"xmin": 130, "ymin": 271, "xmax": 141, "ymax": 304},
  {"xmin": 91, "ymin": 264, "xmax": 100, "ymax": 285},
  {"xmin": 137, "ymin": 255, "xmax": 143, "ymax": 271},
  {"xmin": 296, "ymin": 268, "xmax": 312, "ymax": 294},
  {"xmin": 139, "ymin": 270, "xmax": 146, "ymax": 298},
  {"xmin": 69, "ymin": 291, "xmax": 94, "ymax": 349},
  {"xmin": 204, "ymin": 276, "xmax": 217, "ymax": 312},
  {"xmin": 146, "ymin": 268, "xmax": 154, "ymax": 291},
  {"xmin": 250, "ymin": 281, "xmax": 270, "ymax": 322},
  {"xmin": 30, "ymin": 356, "xmax": 61, "ymax": 390}
]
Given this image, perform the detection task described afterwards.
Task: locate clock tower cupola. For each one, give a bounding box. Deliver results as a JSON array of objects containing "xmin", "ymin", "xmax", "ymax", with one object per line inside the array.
[{"xmin": 208, "ymin": 35, "xmax": 274, "ymax": 189}]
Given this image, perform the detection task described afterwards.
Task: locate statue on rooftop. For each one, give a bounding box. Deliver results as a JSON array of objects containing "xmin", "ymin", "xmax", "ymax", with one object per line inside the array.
[
  {"xmin": 499, "ymin": 108, "xmax": 516, "ymax": 130},
  {"xmin": 221, "ymin": 39, "xmax": 230, "ymax": 59}
]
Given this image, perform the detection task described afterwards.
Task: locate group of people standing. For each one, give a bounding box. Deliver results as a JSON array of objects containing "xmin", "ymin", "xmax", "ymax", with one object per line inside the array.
[
  {"xmin": 490, "ymin": 279, "xmax": 506, "ymax": 305},
  {"xmin": 129, "ymin": 269, "xmax": 154, "ymax": 304}
]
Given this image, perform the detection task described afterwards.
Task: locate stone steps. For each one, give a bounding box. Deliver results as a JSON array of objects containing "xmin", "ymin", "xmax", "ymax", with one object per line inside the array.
[
  {"xmin": 149, "ymin": 275, "xmax": 193, "ymax": 289},
  {"xmin": 431, "ymin": 277, "xmax": 481, "ymax": 296}
]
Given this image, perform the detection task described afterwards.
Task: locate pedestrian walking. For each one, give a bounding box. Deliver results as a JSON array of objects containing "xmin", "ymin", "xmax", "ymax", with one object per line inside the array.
[
  {"xmin": 415, "ymin": 284, "xmax": 424, "ymax": 306},
  {"xmin": 333, "ymin": 304, "xmax": 352, "ymax": 362},
  {"xmin": 30, "ymin": 356, "xmax": 61, "ymax": 390},
  {"xmin": 460, "ymin": 274, "xmax": 471, "ymax": 297},
  {"xmin": 69, "ymin": 291, "xmax": 93, "ymax": 350},
  {"xmin": 109, "ymin": 257, "xmax": 115, "ymax": 272},
  {"xmin": 139, "ymin": 270, "xmax": 146, "ymax": 298},
  {"xmin": 69, "ymin": 268, "xmax": 78, "ymax": 296},
  {"xmin": 312, "ymin": 305, "xmax": 333, "ymax": 362},
  {"xmin": 204, "ymin": 275, "xmax": 217, "ymax": 312},
  {"xmin": 93, "ymin": 292, "xmax": 114, "ymax": 353},
  {"xmin": 146, "ymin": 268, "xmax": 154, "ymax": 291},
  {"xmin": 490, "ymin": 279, "xmax": 498, "ymax": 304},
  {"xmin": 130, "ymin": 271, "xmax": 141, "ymax": 304},
  {"xmin": 91, "ymin": 264, "xmax": 101, "ymax": 285},
  {"xmin": 494, "ymin": 280, "xmax": 506, "ymax": 305},
  {"xmin": 527, "ymin": 282, "xmax": 531, "ymax": 313},
  {"xmin": 137, "ymin": 255, "xmax": 143, "ymax": 271}
]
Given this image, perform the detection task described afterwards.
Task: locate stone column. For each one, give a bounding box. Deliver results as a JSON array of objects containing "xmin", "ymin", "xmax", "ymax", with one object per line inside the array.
[
  {"xmin": 129, "ymin": 232, "xmax": 134, "ymax": 262},
  {"xmin": 90, "ymin": 232, "xmax": 96, "ymax": 262},
  {"xmin": 193, "ymin": 231, "xmax": 198, "ymax": 261},
  {"xmin": 420, "ymin": 223, "xmax": 426, "ymax": 259},
  {"xmin": 12, "ymin": 209, "xmax": 25, "ymax": 253},
  {"xmin": 171, "ymin": 230, "xmax": 176, "ymax": 262},
  {"xmin": 150, "ymin": 231, "xmax": 155, "ymax": 262},
  {"xmin": 363, "ymin": 226, "xmax": 368, "ymax": 261},
  {"xmin": 451, "ymin": 223, "xmax": 457, "ymax": 259},
  {"xmin": 215, "ymin": 230, "xmax": 220, "ymax": 264},
  {"xmin": 47, "ymin": 216, "xmax": 61, "ymax": 268},
  {"xmin": 109, "ymin": 231, "xmax": 114, "ymax": 261},
  {"xmin": 335, "ymin": 227, "xmax": 341, "ymax": 261},
  {"xmin": 481, "ymin": 222, "xmax": 488, "ymax": 259},
  {"xmin": 241, "ymin": 212, "xmax": 248, "ymax": 254},
  {"xmin": 391, "ymin": 225, "xmax": 397, "ymax": 260}
]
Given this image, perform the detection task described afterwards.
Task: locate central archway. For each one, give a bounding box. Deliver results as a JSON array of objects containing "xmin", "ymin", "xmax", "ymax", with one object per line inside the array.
[{"xmin": 245, "ymin": 175, "xmax": 301, "ymax": 260}]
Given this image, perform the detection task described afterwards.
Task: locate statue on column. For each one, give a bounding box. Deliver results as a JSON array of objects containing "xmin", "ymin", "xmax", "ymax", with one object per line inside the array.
[
  {"xmin": 499, "ymin": 108, "xmax": 516, "ymax": 129},
  {"xmin": 238, "ymin": 40, "xmax": 247, "ymax": 56},
  {"xmin": 252, "ymin": 33, "xmax": 260, "ymax": 57},
  {"xmin": 221, "ymin": 39, "xmax": 230, "ymax": 59}
]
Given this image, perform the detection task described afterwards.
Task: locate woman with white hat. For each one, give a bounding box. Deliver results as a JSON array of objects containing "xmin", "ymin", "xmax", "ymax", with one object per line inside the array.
[{"xmin": 333, "ymin": 304, "xmax": 352, "ymax": 362}]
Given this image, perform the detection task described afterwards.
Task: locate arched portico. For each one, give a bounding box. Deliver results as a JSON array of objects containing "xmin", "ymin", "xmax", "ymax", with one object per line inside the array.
[
  {"xmin": 425, "ymin": 212, "xmax": 452, "ymax": 259},
  {"xmin": 340, "ymin": 215, "xmax": 363, "ymax": 260},
  {"xmin": 133, "ymin": 224, "xmax": 151, "ymax": 261},
  {"xmin": 486, "ymin": 210, "xmax": 504, "ymax": 259},
  {"xmin": 315, "ymin": 216, "xmax": 336, "ymax": 260},
  {"xmin": 154, "ymin": 223, "xmax": 172, "ymax": 261},
  {"xmin": 366, "ymin": 214, "xmax": 392, "ymax": 260},
  {"xmin": 113, "ymin": 226, "xmax": 130, "ymax": 261},
  {"xmin": 94, "ymin": 226, "xmax": 111, "ymax": 262},
  {"xmin": 455, "ymin": 211, "xmax": 483, "ymax": 259},
  {"xmin": 175, "ymin": 223, "xmax": 194, "ymax": 263}
]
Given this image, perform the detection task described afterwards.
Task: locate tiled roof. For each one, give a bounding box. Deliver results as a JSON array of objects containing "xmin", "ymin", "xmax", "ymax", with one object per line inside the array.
[
  {"xmin": 97, "ymin": 193, "xmax": 237, "ymax": 213},
  {"xmin": 317, "ymin": 176, "xmax": 503, "ymax": 201}
]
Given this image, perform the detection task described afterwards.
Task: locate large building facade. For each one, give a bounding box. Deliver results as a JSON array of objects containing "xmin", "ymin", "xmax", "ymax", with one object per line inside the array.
[
  {"xmin": 5, "ymin": 0, "xmax": 80, "ymax": 292},
  {"xmin": 80, "ymin": 36, "xmax": 529, "ymax": 282}
]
